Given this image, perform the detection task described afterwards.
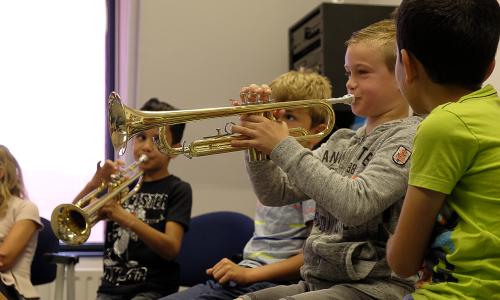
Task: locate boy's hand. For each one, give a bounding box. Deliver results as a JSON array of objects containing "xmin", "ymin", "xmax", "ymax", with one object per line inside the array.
[
  {"xmin": 89, "ymin": 159, "xmax": 124, "ymax": 188},
  {"xmin": 230, "ymin": 83, "xmax": 288, "ymax": 154},
  {"xmin": 230, "ymin": 115, "xmax": 289, "ymax": 155},
  {"xmin": 240, "ymin": 84, "xmax": 271, "ymax": 103},
  {"xmin": 98, "ymin": 198, "xmax": 131, "ymax": 226},
  {"xmin": 206, "ymin": 257, "xmax": 254, "ymax": 285}
]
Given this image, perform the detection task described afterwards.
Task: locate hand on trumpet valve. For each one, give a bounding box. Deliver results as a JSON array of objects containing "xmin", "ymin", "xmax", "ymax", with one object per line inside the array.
[
  {"xmin": 230, "ymin": 83, "xmax": 289, "ymax": 155},
  {"xmin": 98, "ymin": 197, "xmax": 133, "ymax": 227},
  {"xmin": 233, "ymin": 84, "xmax": 272, "ymax": 105},
  {"xmin": 89, "ymin": 159, "xmax": 125, "ymax": 188}
]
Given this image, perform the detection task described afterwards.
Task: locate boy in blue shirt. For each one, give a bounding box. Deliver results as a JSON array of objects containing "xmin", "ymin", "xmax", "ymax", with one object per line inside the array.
[{"xmin": 161, "ymin": 70, "xmax": 330, "ymax": 300}]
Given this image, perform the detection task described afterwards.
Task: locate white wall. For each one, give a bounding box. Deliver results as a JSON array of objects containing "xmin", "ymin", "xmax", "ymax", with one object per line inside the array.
[{"xmin": 133, "ymin": 0, "xmax": 327, "ymax": 218}]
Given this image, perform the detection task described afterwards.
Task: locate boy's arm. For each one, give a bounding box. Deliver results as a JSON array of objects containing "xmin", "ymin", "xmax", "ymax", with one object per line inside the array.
[
  {"xmin": 127, "ymin": 215, "xmax": 185, "ymax": 260},
  {"xmin": 100, "ymin": 201, "xmax": 185, "ymax": 260},
  {"xmin": 246, "ymin": 158, "xmax": 309, "ymax": 207},
  {"xmin": 100, "ymin": 181, "xmax": 192, "ymax": 261},
  {"xmin": 387, "ymin": 185, "xmax": 445, "ymax": 277},
  {"xmin": 207, "ymin": 252, "xmax": 304, "ymax": 285},
  {"xmin": 73, "ymin": 160, "xmax": 123, "ymax": 202},
  {"xmin": 208, "ymin": 220, "xmax": 312, "ymax": 285},
  {"xmin": 248, "ymin": 121, "xmax": 417, "ymax": 226}
]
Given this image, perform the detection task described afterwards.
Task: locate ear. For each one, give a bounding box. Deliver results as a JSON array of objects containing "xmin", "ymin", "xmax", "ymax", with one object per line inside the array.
[
  {"xmin": 483, "ymin": 59, "xmax": 496, "ymax": 82},
  {"xmin": 401, "ymin": 49, "xmax": 418, "ymax": 84},
  {"xmin": 306, "ymin": 123, "xmax": 328, "ymax": 149},
  {"xmin": 311, "ymin": 123, "xmax": 327, "ymax": 134}
]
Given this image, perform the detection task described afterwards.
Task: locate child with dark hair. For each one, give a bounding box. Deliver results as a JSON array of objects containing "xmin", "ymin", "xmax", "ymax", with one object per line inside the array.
[
  {"xmin": 76, "ymin": 98, "xmax": 192, "ymax": 300},
  {"xmin": 141, "ymin": 98, "xmax": 186, "ymax": 145},
  {"xmin": 387, "ymin": 0, "xmax": 500, "ymax": 299}
]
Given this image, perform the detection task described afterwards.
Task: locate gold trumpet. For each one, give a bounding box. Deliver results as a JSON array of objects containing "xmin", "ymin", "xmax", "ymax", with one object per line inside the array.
[
  {"xmin": 50, "ymin": 154, "xmax": 148, "ymax": 245},
  {"xmin": 108, "ymin": 91, "xmax": 354, "ymax": 158}
]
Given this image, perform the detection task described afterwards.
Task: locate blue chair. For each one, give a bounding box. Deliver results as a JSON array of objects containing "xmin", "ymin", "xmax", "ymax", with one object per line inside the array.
[
  {"xmin": 31, "ymin": 217, "xmax": 83, "ymax": 300},
  {"xmin": 31, "ymin": 217, "xmax": 60, "ymax": 285},
  {"xmin": 177, "ymin": 211, "xmax": 254, "ymax": 287}
]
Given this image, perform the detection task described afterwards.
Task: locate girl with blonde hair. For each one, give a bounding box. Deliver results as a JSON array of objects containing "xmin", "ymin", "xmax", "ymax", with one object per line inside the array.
[{"xmin": 0, "ymin": 145, "xmax": 41, "ymax": 300}]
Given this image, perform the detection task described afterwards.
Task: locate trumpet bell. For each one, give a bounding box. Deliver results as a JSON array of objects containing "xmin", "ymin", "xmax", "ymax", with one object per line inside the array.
[
  {"xmin": 50, "ymin": 154, "xmax": 147, "ymax": 245},
  {"xmin": 109, "ymin": 92, "xmax": 129, "ymax": 156},
  {"xmin": 51, "ymin": 203, "xmax": 91, "ymax": 246}
]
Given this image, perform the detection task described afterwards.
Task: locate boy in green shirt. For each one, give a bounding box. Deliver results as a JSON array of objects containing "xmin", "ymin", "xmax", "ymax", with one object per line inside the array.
[{"xmin": 387, "ymin": 0, "xmax": 500, "ymax": 299}]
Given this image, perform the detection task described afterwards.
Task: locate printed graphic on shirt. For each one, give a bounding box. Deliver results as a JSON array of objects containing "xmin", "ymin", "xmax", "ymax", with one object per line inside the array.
[
  {"xmin": 322, "ymin": 150, "xmax": 346, "ymax": 165},
  {"xmin": 314, "ymin": 211, "xmax": 345, "ymax": 235},
  {"xmin": 103, "ymin": 192, "xmax": 168, "ymax": 285},
  {"xmin": 418, "ymin": 203, "xmax": 459, "ymax": 287},
  {"xmin": 392, "ymin": 146, "xmax": 411, "ymax": 165}
]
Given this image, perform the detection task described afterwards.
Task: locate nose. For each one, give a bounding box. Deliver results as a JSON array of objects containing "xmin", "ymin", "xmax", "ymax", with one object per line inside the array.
[
  {"xmin": 346, "ymin": 77, "xmax": 356, "ymax": 92},
  {"xmin": 141, "ymin": 136, "xmax": 156, "ymax": 151}
]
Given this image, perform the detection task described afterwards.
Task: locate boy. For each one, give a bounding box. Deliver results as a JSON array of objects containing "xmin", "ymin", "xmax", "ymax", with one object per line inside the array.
[
  {"xmin": 76, "ymin": 98, "xmax": 192, "ymax": 300},
  {"xmin": 231, "ymin": 20, "xmax": 420, "ymax": 299},
  {"xmin": 160, "ymin": 70, "xmax": 330, "ymax": 300},
  {"xmin": 387, "ymin": 1, "xmax": 500, "ymax": 299}
]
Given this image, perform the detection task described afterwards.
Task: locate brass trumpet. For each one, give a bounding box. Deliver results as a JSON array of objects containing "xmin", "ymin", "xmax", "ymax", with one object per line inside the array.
[
  {"xmin": 108, "ymin": 91, "xmax": 354, "ymax": 158},
  {"xmin": 50, "ymin": 154, "xmax": 148, "ymax": 245}
]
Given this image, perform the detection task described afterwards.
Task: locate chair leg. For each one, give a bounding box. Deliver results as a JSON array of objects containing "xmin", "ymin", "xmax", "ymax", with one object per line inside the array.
[
  {"xmin": 54, "ymin": 263, "xmax": 65, "ymax": 300},
  {"xmin": 66, "ymin": 263, "xmax": 76, "ymax": 300}
]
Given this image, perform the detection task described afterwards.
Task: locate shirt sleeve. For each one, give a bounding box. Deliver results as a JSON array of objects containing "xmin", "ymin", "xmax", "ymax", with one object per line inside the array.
[
  {"xmin": 15, "ymin": 200, "xmax": 42, "ymax": 229},
  {"xmin": 409, "ymin": 110, "xmax": 478, "ymax": 194},
  {"xmin": 247, "ymin": 121, "xmax": 417, "ymax": 227},
  {"xmin": 165, "ymin": 181, "xmax": 193, "ymax": 232}
]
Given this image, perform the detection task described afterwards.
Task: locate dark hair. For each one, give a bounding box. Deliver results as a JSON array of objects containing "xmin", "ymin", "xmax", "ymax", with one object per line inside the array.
[
  {"xmin": 140, "ymin": 98, "xmax": 185, "ymax": 145},
  {"xmin": 396, "ymin": 0, "xmax": 500, "ymax": 88}
]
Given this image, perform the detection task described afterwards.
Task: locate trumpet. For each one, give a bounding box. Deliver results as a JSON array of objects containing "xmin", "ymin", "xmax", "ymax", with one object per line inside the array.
[
  {"xmin": 50, "ymin": 154, "xmax": 148, "ymax": 245},
  {"xmin": 108, "ymin": 91, "xmax": 354, "ymax": 158}
]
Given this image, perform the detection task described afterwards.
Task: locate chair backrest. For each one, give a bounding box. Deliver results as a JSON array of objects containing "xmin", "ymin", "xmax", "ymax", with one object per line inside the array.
[
  {"xmin": 177, "ymin": 211, "xmax": 254, "ymax": 287},
  {"xmin": 31, "ymin": 217, "xmax": 60, "ymax": 285}
]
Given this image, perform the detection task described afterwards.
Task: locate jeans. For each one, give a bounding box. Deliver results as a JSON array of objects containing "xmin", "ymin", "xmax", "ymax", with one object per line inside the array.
[
  {"xmin": 238, "ymin": 281, "xmax": 377, "ymax": 300},
  {"xmin": 96, "ymin": 291, "xmax": 163, "ymax": 300},
  {"xmin": 160, "ymin": 280, "xmax": 277, "ymax": 300}
]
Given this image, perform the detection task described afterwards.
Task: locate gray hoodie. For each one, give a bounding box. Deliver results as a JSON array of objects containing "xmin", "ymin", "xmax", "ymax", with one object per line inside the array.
[{"xmin": 245, "ymin": 116, "xmax": 421, "ymax": 299}]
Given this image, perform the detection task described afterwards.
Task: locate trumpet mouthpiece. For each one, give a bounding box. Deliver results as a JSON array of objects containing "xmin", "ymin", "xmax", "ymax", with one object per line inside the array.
[
  {"xmin": 326, "ymin": 94, "xmax": 355, "ymax": 106},
  {"xmin": 139, "ymin": 154, "xmax": 148, "ymax": 163}
]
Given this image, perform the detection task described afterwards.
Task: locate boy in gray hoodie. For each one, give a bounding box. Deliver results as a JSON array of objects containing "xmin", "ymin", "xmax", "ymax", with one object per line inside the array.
[{"xmin": 231, "ymin": 20, "xmax": 420, "ymax": 300}]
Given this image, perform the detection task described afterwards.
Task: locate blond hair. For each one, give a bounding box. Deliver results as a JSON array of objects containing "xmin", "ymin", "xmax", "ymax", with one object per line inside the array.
[
  {"xmin": 270, "ymin": 69, "xmax": 332, "ymax": 127},
  {"xmin": 345, "ymin": 19, "xmax": 397, "ymax": 72},
  {"xmin": 0, "ymin": 145, "xmax": 27, "ymax": 217}
]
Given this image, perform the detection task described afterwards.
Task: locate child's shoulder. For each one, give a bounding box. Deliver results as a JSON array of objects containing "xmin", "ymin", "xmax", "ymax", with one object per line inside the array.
[
  {"xmin": 165, "ymin": 174, "xmax": 192, "ymax": 190},
  {"xmin": 434, "ymin": 85, "xmax": 499, "ymax": 116},
  {"xmin": 167, "ymin": 173, "xmax": 189, "ymax": 183},
  {"xmin": 10, "ymin": 196, "xmax": 39, "ymax": 211},
  {"xmin": 381, "ymin": 115, "xmax": 423, "ymax": 135}
]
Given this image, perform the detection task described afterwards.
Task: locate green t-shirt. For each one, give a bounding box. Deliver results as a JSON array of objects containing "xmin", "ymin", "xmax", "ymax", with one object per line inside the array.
[{"xmin": 409, "ymin": 85, "xmax": 500, "ymax": 299}]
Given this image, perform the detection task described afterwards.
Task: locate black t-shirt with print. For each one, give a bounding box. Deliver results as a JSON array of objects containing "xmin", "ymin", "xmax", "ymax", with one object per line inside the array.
[{"xmin": 97, "ymin": 174, "xmax": 192, "ymax": 297}]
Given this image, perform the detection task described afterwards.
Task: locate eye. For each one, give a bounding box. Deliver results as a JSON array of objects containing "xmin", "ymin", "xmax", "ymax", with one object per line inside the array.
[
  {"xmin": 283, "ymin": 113, "xmax": 296, "ymax": 121},
  {"xmin": 344, "ymin": 70, "xmax": 351, "ymax": 78},
  {"xmin": 135, "ymin": 133, "xmax": 146, "ymax": 141},
  {"xmin": 356, "ymin": 68, "xmax": 369, "ymax": 76}
]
